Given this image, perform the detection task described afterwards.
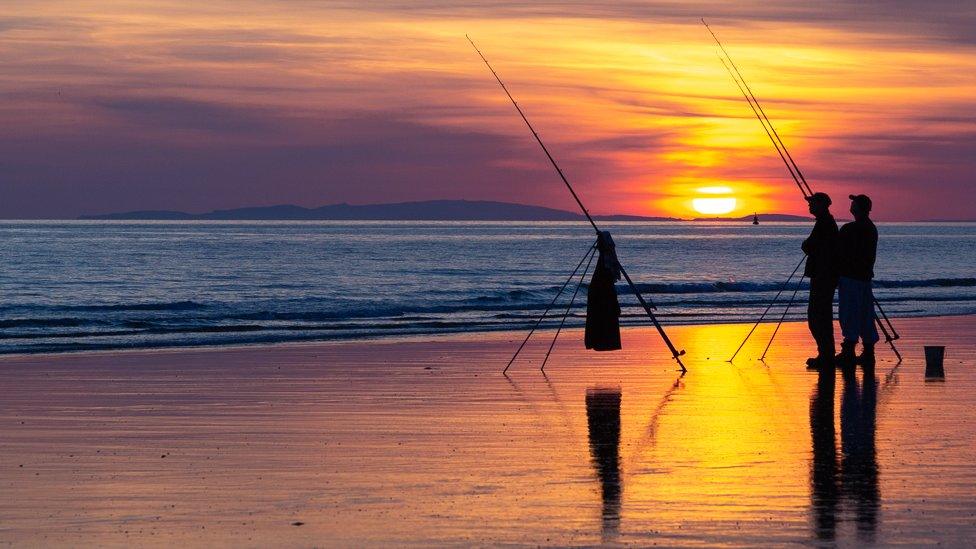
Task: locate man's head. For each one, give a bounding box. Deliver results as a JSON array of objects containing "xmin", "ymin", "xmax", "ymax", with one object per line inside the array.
[
  {"xmin": 806, "ymin": 192, "xmax": 832, "ymax": 217},
  {"xmin": 849, "ymin": 194, "xmax": 872, "ymax": 219}
]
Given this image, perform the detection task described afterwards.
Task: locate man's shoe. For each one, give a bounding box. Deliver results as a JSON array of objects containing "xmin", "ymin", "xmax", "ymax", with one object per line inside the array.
[
  {"xmin": 807, "ymin": 355, "xmax": 833, "ymax": 369},
  {"xmin": 835, "ymin": 340, "xmax": 856, "ymax": 368}
]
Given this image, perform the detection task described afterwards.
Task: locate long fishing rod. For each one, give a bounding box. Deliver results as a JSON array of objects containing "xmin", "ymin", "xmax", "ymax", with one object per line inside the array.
[
  {"xmin": 714, "ymin": 54, "xmax": 809, "ymax": 199},
  {"xmin": 466, "ymin": 35, "xmax": 598, "ymax": 230},
  {"xmin": 703, "ymin": 19, "xmax": 813, "ymax": 198},
  {"xmin": 467, "ymin": 35, "xmax": 687, "ymax": 371},
  {"xmin": 705, "ymin": 21, "xmax": 901, "ymax": 361}
]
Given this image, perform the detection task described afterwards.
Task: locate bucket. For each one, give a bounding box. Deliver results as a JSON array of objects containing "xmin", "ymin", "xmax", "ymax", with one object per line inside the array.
[{"xmin": 924, "ymin": 346, "xmax": 946, "ymax": 378}]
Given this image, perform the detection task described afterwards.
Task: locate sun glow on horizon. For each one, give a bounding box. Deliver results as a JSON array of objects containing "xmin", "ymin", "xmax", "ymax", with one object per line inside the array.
[
  {"xmin": 692, "ymin": 197, "xmax": 737, "ymax": 215},
  {"xmin": 691, "ymin": 186, "xmax": 737, "ymax": 215}
]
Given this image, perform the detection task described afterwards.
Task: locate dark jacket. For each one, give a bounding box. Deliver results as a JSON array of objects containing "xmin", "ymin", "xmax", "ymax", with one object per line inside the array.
[
  {"xmin": 837, "ymin": 218, "xmax": 878, "ymax": 281},
  {"xmin": 585, "ymin": 232, "xmax": 622, "ymax": 352},
  {"xmin": 802, "ymin": 215, "xmax": 839, "ymax": 280}
]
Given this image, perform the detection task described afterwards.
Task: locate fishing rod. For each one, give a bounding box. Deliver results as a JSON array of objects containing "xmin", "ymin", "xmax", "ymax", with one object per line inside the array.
[
  {"xmin": 714, "ymin": 54, "xmax": 809, "ymax": 199},
  {"xmin": 703, "ymin": 19, "xmax": 813, "ymax": 198},
  {"xmin": 704, "ymin": 21, "xmax": 901, "ymax": 361},
  {"xmin": 467, "ymin": 35, "xmax": 687, "ymax": 371}
]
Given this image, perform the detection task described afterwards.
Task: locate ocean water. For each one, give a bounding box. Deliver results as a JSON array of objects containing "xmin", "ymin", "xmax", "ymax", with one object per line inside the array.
[{"xmin": 0, "ymin": 220, "xmax": 973, "ymax": 354}]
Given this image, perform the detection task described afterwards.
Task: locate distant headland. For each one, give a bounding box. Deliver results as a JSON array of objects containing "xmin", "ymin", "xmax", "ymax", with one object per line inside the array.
[{"xmin": 80, "ymin": 200, "xmax": 813, "ymax": 222}]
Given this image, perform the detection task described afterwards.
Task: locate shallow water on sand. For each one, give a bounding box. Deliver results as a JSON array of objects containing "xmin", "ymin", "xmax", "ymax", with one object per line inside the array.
[{"xmin": 0, "ymin": 317, "xmax": 974, "ymax": 546}]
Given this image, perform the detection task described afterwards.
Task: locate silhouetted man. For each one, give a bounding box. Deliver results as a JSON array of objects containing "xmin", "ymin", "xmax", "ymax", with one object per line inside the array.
[
  {"xmin": 836, "ymin": 194, "xmax": 879, "ymax": 367},
  {"xmin": 802, "ymin": 192, "xmax": 838, "ymax": 369}
]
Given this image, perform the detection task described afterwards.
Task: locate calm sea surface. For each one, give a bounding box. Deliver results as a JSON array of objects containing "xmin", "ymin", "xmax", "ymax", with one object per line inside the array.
[{"xmin": 1, "ymin": 220, "xmax": 973, "ymax": 354}]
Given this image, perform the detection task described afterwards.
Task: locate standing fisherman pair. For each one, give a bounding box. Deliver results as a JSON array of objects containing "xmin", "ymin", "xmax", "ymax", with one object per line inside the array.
[{"xmin": 803, "ymin": 193, "xmax": 879, "ymax": 369}]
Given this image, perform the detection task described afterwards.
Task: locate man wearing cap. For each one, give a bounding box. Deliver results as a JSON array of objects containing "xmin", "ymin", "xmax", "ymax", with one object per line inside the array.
[
  {"xmin": 801, "ymin": 192, "xmax": 839, "ymax": 368},
  {"xmin": 836, "ymin": 194, "xmax": 879, "ymax": 367}
]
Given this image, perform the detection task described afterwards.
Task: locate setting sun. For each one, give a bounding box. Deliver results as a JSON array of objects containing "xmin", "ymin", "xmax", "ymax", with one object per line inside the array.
[
  {"xmin": 692, "ymin": 197, "xmax": 737, "ymax": 215},
  {"xmin": 691, "ymin": 186, "xmax": 737, "ymax": 215}
]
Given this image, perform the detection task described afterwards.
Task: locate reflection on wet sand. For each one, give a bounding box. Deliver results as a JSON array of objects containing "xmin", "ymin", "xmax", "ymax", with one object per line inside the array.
[
  {"xmin": 841, "ymin": 366, "xmax": 880, "ymax": 541},
  {"xmin": 810, "ymin": 368, "xmax": 839, "ymax": 539},
  {"xmin": 809, "ymin": 366, "xmax": 880, "ymax": 541},
  {"xmin": 586, "ymin": 387, "xmax": 622, "ymax": 541},
  {"xmin": 2, "ymin": 318, "xmax": 973, "ymax": 546}
]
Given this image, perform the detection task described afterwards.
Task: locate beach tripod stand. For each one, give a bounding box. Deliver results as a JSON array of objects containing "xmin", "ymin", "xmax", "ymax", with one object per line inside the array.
[
  {"xmin": 726, "ymin": 254, "xmax": 902, "ymax": 363},
  {"xmin": 467, "ymin": 36, "xmax": 687, "ymax": 374}
]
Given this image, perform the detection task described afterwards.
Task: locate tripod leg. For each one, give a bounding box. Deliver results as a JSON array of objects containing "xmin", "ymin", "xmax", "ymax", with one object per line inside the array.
[
  {"xmin": 873, "ymin": 297, "xmax": 900, "ymax": 340},
  {"xmin": 760, "ymin": 274, "xmax": 805, "ymax": 361},
  {"xmin": 619, "ymin": 266, "xmax": 687, "ymax": 372},
  {"xmin": 728, "ymin": 254, "xmax": 806, "ymax": 362},
  {"xmin": 540, "ymin": 245, "xmax": 596, "ymax": 371},
  {"xmin": 875, "ymin": 314, "xmax": 902, "ymax": 363},
  {"xmin": 503, "ymin": 241, "xmax": 597, "ymax": 373}
]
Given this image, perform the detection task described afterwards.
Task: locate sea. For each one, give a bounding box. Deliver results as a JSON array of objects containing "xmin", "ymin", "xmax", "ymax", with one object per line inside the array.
[{"xmin": 1, "ymin": 220, "xmax": 973, "ymax": 354}]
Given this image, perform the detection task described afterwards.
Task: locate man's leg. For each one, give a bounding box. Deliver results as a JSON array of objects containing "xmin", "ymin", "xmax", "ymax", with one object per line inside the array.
[
  {"xmin": 808, "ymin": 278, "xmax": 836, "ymax": 367},
  {"xmin": 856, "ymin": 282, "xmax": 880, "ymax": 367},
  {"xmin": 836, "ymin": 277, "xmax": 857, "ymax": 366}
]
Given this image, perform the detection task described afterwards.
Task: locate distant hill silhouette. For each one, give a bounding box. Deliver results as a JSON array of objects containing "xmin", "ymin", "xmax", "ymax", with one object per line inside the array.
[
  {"xmin": 80, "ymin": 200, "xmax": 817, "ymax": 222},
  {"xmin": 81, "ymin": 200, "xmax": 682, "ymax": 221}
]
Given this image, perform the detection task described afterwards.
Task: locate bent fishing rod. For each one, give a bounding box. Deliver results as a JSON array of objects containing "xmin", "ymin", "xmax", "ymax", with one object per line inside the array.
[
  {"xmin": 704, "ymin": 21, "xmax": 901, "ymax": 360},
  {"xmin": 467, "ymin": 35, "xmax": 686, "ymax": 371}
]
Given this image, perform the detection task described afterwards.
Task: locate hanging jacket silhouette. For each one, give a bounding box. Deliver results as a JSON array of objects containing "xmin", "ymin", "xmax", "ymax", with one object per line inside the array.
[{"xmin": 585, "ymin": 232, "xmax": 622, "ymax": 351}]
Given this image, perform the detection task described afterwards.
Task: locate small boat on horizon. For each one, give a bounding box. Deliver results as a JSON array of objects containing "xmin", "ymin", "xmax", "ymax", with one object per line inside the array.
[{"xmin": 753, "ymin": 213, "xmax": 759, "ymax": 225}]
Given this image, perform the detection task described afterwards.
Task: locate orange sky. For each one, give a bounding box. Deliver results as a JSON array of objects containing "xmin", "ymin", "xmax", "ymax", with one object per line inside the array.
[{"xmin": 2, "ymin": 1, "xmax": 975, "ymax": 219}]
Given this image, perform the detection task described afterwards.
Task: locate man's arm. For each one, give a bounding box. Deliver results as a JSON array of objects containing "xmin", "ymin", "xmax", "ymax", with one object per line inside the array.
[{"xmin": 802, "ymin": 219, "xmax": 828, "ymax": 254}]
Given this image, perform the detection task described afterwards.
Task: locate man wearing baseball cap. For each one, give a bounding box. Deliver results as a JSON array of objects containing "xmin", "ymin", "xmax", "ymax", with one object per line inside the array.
[
  {"xmin": 836, "ymin": 194, "xmax": 879, "ymax": 367},
  {"xmin": 801, "ymin": 192, "xmax": 839, "ymax": 369}
]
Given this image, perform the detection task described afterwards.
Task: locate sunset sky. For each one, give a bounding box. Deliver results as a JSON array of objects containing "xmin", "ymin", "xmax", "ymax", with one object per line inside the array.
[{"xmin": 2, "ymin": 1, "xmax": 975, "ymax": 220}]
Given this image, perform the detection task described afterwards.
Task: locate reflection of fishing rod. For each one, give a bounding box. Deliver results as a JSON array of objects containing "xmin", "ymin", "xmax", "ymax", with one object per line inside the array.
[
  {"xmin": 467, "ymin": 35, "xmax": 687, "ymax": 371},
  {"xmin": 703, "ymin": 21, "xmax": 901, "ymax": 361},
  {"xmin": 626, "ymin": 373, "xmax": 684, "ymax": 470}
]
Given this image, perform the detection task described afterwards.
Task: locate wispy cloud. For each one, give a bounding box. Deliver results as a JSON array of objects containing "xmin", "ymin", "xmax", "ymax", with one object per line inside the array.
[{"xmin": 0, "ymin": 1, "xmax": 974, "ymax": 219}]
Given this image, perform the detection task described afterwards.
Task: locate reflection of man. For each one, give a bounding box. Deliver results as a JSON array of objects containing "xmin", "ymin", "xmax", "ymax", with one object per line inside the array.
[
  {"xmin": 809, "ymin": 368, "xmax": 838, "ymax": 540},
  {"xmin": 808, "ymin": 369, "xmax": 880, "ymax": 543},
  {"xmin": 802, "ymin": 193, "xmax": 839, "ymax": 369},
  {"xmin": 840, "ymin": 368, "xmax": 879, "ymax": 541},
  {"xmin": 836, "ymin": 194, "xmax": 879, "ymax": 367}
]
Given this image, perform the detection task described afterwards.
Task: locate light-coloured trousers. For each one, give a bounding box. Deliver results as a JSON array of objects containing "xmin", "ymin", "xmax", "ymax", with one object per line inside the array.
[{"xmin": 838, "ymin": 276, "xmax": 880, "ymax": 345}]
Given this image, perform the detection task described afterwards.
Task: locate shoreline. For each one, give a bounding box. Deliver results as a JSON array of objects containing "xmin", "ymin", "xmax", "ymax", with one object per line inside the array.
[{"xmin": 2, "ymin": 312, "xmax": 972, "ymax": 362}]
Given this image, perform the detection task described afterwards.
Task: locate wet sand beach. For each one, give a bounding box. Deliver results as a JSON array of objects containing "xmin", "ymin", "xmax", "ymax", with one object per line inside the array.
[{"xmin": 1, "ymin": 316, "xmax": 974, "ymax": 546}]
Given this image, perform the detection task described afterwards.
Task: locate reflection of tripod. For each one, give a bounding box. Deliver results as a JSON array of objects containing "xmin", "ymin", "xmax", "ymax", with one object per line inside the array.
[{"xmin": 727, "ymin": 254, "xmax": 902, "ymax": 363}]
